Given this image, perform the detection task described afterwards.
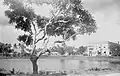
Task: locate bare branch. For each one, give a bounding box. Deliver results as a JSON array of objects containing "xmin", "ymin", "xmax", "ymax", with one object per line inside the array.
[
  {"xmin": 32, "ymin": 22, "xmax": 37, "ymax": 34},
  {"xmin": 52, "ymin": 7, "xmax": 61, "ymax": 19},
  {"xmin": 54, "ymin": 40, "xmax": 64, "ymax": 43},
  {"xmin": 19, "ymin": 43, "xmax": 31, "ymax": 54},
  {"xmin": 35, "ymin": 8, "xmax": 62, "ymax": 57},
  {"xmin": 35, "ymin": 31, "xmax": 46, "ymax": 44},
  {"xmin": 54, "ymin": 32, "xmax": 80, "ymax": 45},
  {"xmin": 25, "ymin": 36, "xmax": 29, "ymax": 44},
  {"xmin": 36, "ymin": 48, "xmax": 48, "ymax": 57},
  {"xmin": 65, "ymin": 32, "xmax": 80, "ymax": 41},
  {"xmin": 24, "ymin": 48, "xmax": 31, "ymax": 54},
  {"xmin": 36, "ymin": 29, "xmax": 44, "ymax": 36},
  {"xmin": 36, "ymin": 36, "xmax": 50, "ymax": 57},
  {"xmin": 30, "ymin": 22, "xmax": 38, "ymax": 54},
  {"xmin": 31, "ymin": 45, "xmax": 36, "ymax": 55},
  {"xmin": 43, "ymin": 36, "xmax": 50, "ymax": 46}
]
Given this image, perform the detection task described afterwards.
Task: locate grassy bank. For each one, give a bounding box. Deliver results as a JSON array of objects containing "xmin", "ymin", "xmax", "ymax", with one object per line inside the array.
[{"xmin": 0, "ymin": 67, "xmax": 120, "ymax": 76}]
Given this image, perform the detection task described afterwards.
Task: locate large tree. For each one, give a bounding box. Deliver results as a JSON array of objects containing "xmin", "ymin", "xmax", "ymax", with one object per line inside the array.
[{"xmin": 3, "ymin": 0, "xmax": 97, "ymax": 74}]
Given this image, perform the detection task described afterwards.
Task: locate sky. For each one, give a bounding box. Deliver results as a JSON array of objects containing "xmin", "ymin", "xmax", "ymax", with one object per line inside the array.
[{"xmin": 0, "ymin": 0, "xmax": 120, "ymax": 47}]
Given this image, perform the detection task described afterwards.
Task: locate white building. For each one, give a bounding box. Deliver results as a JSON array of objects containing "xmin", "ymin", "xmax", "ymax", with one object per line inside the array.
[{"xmin": 86, "ymin": 41, "xmax": 120, "ymax": 56}]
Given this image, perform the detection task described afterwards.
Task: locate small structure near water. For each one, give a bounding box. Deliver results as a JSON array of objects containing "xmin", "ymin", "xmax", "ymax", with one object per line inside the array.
[{"xmin": 85, "ymin": 41, "xmax": 120, "ymax": 56}]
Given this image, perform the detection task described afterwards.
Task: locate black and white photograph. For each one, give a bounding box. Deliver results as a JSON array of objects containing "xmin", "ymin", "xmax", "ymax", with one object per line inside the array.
[{"xmin": 0, "ymin": 0, "xmax": 120, "ymax": 76}]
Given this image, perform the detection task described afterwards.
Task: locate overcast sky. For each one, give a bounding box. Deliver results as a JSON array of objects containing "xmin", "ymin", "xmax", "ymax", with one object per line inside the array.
[{"xmin": 0, "ymin": 0, "xmax": 120, "ymax": 47}]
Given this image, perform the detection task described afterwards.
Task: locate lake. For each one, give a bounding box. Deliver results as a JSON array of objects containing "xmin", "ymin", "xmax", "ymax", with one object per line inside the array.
[{"xmin": 0, "ymin": 57, "xmax": 120, "ymax": 73}]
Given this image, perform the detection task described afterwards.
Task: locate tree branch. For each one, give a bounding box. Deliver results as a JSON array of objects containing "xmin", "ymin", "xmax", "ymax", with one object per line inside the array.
[
  {"xmin": 36, "ymin": 36, "xmax": 50, "ymax": 57},
  {"xmin": 31, "ymin": 22, "xmax": 38, "ymax": 54},
  {"xmin": 43, "ymin": 36, "xmax": 50, "ymax": 46},
  {"xmin": 35, "ymin": 9, "xmax": 62, "ymax": 57},
  {"xmin": 52, "ymin": 8, "xmax": 61, "ymax": 18},
  {"xmin": 31, "ymin": 44, "xmax": 36, "ymax": 55},
  {"xmin": 36, "ymin": 29, "xmax": 44, "ymax": 36},
  {"xmin": 65, "ymin": 32, "xmax": 80, "ymax": 41},
  {"xmin": 32, "ymin": 22, "xmax": 37, "ymax": 34},
  {"xmin": 35, "ymin": 31, "xmax": 46, "ymax": 44},
  {"xmin": 19, "ymin": 43, "xmax": 31, "ymax": 54},
  {"xmin": 36, "ymin": 48, "xmax": 48, "ymax": 57},
  {"xmin": 54, "ymin": 32, "xmax": 80, "ymax": 45},
  {"xmin": 25, "ymin": 36, "xmax": 29, "ymax": 44}
]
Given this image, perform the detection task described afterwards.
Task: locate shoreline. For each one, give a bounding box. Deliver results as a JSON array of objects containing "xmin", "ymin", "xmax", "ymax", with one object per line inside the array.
[{"xmin": 0, "ymin": 56, "xmax": 120, "ymax": 60}]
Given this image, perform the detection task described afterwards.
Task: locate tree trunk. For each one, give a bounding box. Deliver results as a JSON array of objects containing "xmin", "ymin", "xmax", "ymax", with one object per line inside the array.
[{"xmin": 30, "ymin": 56, "xmax": 39, "ymax": 74}]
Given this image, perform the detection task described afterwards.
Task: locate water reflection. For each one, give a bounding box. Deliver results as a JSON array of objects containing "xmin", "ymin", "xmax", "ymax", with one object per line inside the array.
[
  {"xmin": 60, "ymin": 59, "xmax": 65, "ymax": 70},
  {"xmin": 0, "ymin": 59, "xmax": 120, "ymax": 73}
]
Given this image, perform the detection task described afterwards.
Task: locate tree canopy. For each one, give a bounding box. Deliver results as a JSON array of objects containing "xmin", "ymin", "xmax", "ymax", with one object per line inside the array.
[
  {"xmin": 3, "ymin": 0, "xmax": 97, "ymax": 74},
  {"xmin": 4, "ymin": 0, "xmax": 97, "ymax": 56}
]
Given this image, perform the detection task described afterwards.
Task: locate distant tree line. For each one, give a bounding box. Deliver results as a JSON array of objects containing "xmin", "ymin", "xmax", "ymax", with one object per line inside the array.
[
  {"xmin": 0, "ymin": 42, "xmax": 13, "ymax": 56},
  {"xmin": 51, "ymin": 45, "xmax": 87, "ymax": 55},
  {"xmin": 0, "ymin": 41, "xmax": 87, "ymax": 57}
]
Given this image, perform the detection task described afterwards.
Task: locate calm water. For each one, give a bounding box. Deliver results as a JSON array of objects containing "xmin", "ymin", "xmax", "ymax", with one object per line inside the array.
[{"xmin": 0, "ymin": 59, "xmax": 120, "ymax": 73}]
